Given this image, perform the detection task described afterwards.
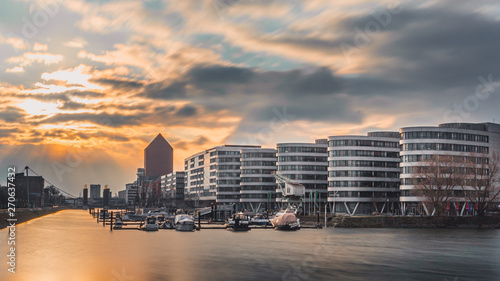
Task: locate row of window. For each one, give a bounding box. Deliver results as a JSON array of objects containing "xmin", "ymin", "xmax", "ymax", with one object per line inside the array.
[
  {"xmin": 402, "ymin": 143, "xmax": 489, "ymax": 153},
  {"xmin": 278, "ymin": 156, "xmax": 327, "ymax": 162},
  {"xmin": 216, "ymin": 165, "xmax": 240, "ymax": 170},
  {"xmin": 213, "ymin": 151, "xmax": 240, "ymax": 156},
  {"xmin": 402, "ymin": 131, "xmax": 488, "ymax": 142},
  {"xmin": 329, "ymin": 191, "xmax": 399, "ymax": 198},
  {"xmin": 240, "ymin": 194, "xmax": 270, "ymax": 199},
  {"xmin": 240, "ymin": 186, "xmax": 276, "ymax": 191},
  {"xmin": 284, "ymin": 174, "xmax": 328, "ymax": 181},
  {"xmin": 218, "ymin": 187, "xmax": 240, "ymax": 192},
  {"xmin": 329, "ymin": 140, "xmax": 399, "ymax": 148},
  {"xmin": 241, "ymin": 169, "xmax": 274, "ymax": 175},
  {"xmin": 329, "ymin": 160, "xmax": 399, "ymax": 168},
  {"xmin": 329, "ymin": 150, "xmax": 399, "ymax": 158},
  {"xmin": 241, "ymin": 152, "xmax": 276, "ymax": 158},
  {"xmin": 240, "ymin": 177, "xmax": 275, "ymax": 183},
  {"xmin": 189, "ymin": 180, "xmax": 204, "ymax": 186},
  {"xmin": 217, "ymin": 172, "xmax": 240, "ymax": 178},
  {"xmin": 216, "ymin": 157, "xmax": 240, "ymax": 163},
  {"xmin": 278, "ymin": 147, "xmax": 327, "ymax": 153},
  {"xmin": 401, "ymin": 166, "xmax": 488, "ymax": 175},
  {"xmin": 241, "ymin": 161, "xmax": 277, "ymax": 166},
  {"xmin": 189, "ymin": 174, "xmax": 204, "ymax": 180},
  {"xmin": 401, "ymin": 155, "xmax": 489, "ymax": 164},
  {"xmin": 329, "ymin": 171, "xmax": 400, "ymax": 178},
  {"xmin": 401, "ymin": 178, "xmax": 490, "ymax": 186},
  {"xmin": 216, "ymin": 195, "xmax": 240, "ymax": 199},
  {"xmin": 401, "ymin": 189, "xmax": 484, "ymax": 197},
  {"xmin": 217, "ymin": 180, "xmax": 241, "ymax": 185},
  {"xmin": 278, "ymin": 165, "xmax": 328, "ymax": 171},
  {"xmin": 329, "ymin": 181, "xmax": 400, "ymax": 188}
]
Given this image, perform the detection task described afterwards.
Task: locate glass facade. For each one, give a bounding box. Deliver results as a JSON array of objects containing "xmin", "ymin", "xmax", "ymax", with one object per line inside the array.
[{"xmin": 328, "ymin": 134, "xmax": 401, "ymax": 215}]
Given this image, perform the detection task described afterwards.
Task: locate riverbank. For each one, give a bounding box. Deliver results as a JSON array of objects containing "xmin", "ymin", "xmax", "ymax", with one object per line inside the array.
[
  {"xmin": 0, "ymin": 207, "xmax": 67, "ymax": 229},
  {"xmin": 298, "ymin": 215, "xmax": 500, "ymax": 228}
]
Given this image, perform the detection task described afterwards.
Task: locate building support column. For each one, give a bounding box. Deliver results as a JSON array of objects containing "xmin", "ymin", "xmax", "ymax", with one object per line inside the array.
[
  {"xmin": 352, "ymin": 202, "xmax": 360, "ymax": 216},
  {"xmin": 344, "ymin": 202, "xmax": 351, "ymax": 216}
]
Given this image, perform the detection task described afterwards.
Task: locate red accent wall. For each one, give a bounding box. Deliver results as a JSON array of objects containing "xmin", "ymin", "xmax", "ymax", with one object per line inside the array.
[{"xmin": 144, "ymin": 134, "xmax": 173, "ymax": 177}]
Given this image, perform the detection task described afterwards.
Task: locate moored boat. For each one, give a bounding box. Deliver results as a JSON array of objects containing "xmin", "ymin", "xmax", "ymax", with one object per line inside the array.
[
  {"xmin": 226, "ymin": 212, "xmax": 250, "ymax": 231},
  {"xmin": 249, "ymin": 214, "xmax": 271, "ymax": 226},
  {"xmin": 113, "ymin": 220, "xmax": 124, "ymax": 229},
  {"xmin": 175, "ymin": 214, "xmax": 195, "ymax": 232},
  {"xmin": 271, "ymin": 212, "xmax": 300, "ymax": 231},
  {"xmin": 141, "ymin": 216, "xmax": 159, "ymax": 231}
]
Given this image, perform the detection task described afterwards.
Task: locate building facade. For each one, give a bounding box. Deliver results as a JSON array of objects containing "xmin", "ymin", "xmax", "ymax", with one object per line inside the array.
[
  {"xmin": 118, "ymin": 190, "xmax": 127, "ymax": 200},
  {"xmin": 12, "ymin": 173, "xmax": 44, "ymax": 208},
  {"xmin": 144, "ymin": 133, "xmax": 173, "ymax": 178},
  {"xmin": 125, "ymin": 182, "xmax": 138, "ymax": 206},
  {"xmin": 184, "ymin": 145, "xmax": 261, "ymax": 207},
  {"xmin": 400, "ymin": 122, "xmax": 500, "ymax": 215},
  {"xmin": 89, "ymin": 184, "xmax": 101, "ymax": 200},
  {"xmin": 328, "ymin": 132, "xmax": 401, "ymax": 215},
  {"xmin": 276, "ymin": 141, "xmax": 328, "ymax": 214},
  {"xmin": 162, "ymin": 171, "xmax": 186, "ymax": 200},
  {"xmin": 239, "ymin": 148, "xmax": 277, "ymax": 213}
]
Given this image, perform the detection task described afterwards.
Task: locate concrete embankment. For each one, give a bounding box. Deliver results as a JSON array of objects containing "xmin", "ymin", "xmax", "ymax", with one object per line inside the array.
[
  {"xmin": 0, "ymin": 207, "xmax": 67, "ymax": 229},
  {"xmin": 298, "ymin": 215, "xmax": 500, "ymax": 229}
]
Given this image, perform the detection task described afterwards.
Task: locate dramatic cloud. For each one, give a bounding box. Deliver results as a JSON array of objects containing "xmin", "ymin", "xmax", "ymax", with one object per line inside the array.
[{"xmin": 1, "ymin": 0, "xmax": 499, "ymax": 195}]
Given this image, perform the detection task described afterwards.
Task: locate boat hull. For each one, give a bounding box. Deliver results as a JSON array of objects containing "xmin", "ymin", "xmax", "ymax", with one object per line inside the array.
[
  {"xmin": 175, "ymin": 224, "xmax": 195, "ymax": 232},
  {"xmin": 226, "ymin": 225, "xmax": 250, "ymax": 231},
  {"xmin": 142, "ymin": 225, "xmax": 159, "ymax": 231},
  {"xmin": 274, "ymin": 225, "xmax": 300, "ymax": 231}
]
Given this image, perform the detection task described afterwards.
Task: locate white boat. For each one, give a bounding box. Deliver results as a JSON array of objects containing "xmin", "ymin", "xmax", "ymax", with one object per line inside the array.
[
  {"xmin": 141, "ymin": 216, "xmax": 159, "ymax": 231},
  {"xmin": 271, "ymin": 209, "xmax": 300, "ymax": 231},
  {"xmin": 175, "ymin": 214, "xmax": 195, "ymax": 232},
  {"xmin": 250, "ymin": 214, "xmax": 271, "ymax": 226},
  {"xmin": 113, "ymin": 220, "xmax": 124, "ymax": 229},
  {"xmin": 122, "ymin": 211, "xmax": 144, "ymax": 221}
]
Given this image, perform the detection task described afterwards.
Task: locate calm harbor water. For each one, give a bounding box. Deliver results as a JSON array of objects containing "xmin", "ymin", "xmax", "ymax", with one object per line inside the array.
[{"xmin": 1, "ymin": 210, "xmax": 499, "ymax": 281}]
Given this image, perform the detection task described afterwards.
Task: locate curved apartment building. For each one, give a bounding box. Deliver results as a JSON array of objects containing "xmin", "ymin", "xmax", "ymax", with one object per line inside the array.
[
  {"xmin": 400, "ymin": 123, "xmax": 500, "ymax": 215},
  {"xmin": 239, "ymin": 148, "xmax": 277, "ymax": 213},
  {"xmin": 328, "ymin": 132, "xmax": 401, "ymax": 215},
  {"xmin": 276, "ymin": 141, "xmax": 328, "ymax": 214}
]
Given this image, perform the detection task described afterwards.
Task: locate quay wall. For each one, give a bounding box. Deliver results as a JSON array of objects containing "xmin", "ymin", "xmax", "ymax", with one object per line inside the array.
[
  {"xmin": 298, "ymin": 215, "xmax": 500, "ymax": 229},
  {"xmin": 0, "ymin": 207, "xmax": 67, "ymax": 229}
]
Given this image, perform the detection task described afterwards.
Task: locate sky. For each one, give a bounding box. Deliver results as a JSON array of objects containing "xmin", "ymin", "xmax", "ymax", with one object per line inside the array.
[{"xmin": 1, "ymin": 0, "xmax": 500, "ymax": 196}]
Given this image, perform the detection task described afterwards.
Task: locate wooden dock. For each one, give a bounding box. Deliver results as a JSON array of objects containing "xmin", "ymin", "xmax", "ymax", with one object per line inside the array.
[{"xmin": 88, "ymin": 208, "xmax": 323, "ymax": 231}]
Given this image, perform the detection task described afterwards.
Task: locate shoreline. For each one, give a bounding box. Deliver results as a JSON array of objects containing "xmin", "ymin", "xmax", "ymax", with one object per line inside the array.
[
  {"xmin": 299, "ymin": 215, "xmax": 500, "ymax": 229},
  {"xmin": 0, "ymin": 207, "xmax": 67, "ymax": 229},
  {"xmin": 2, "ymin": 209, "xmax": 499, "ymax": 229}
]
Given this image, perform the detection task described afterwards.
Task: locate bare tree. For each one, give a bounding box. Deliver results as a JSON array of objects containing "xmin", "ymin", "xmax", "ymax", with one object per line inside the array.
[
  {"xmin": 414, "ymin": 155, "xmax": 464, "ymax": 216},
  {"xmin": 461, "ymin": 152, "xmax": 500, "ymax": 217}
]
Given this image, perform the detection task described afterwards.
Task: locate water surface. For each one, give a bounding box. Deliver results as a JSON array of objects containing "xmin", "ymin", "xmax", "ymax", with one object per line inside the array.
[{"xmin": 1, "ymin": 210, "xmax": 499, "ymax": 281}]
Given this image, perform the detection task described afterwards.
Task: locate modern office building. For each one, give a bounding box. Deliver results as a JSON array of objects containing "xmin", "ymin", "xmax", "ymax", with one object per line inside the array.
[
  {"xmin": 162, "ymin": 171, "xmax": 186, "ymax": 200},
  {"xmin": 89, "ymin": 184, "xmax": 101, "ymax": 199},
  {"xmin": 184, "ymin": 145, "xmax": 261, "ymax": 207},
  {"xmin": 125, "ymin": 182, "xmax": 138, "ymax": 206},
  {"xmin": 144, "ymin": 133, "xmax": 173, "ymax": 178},
  {"xmin": 276, "ymin": 141, "xmax": 328, "ymax": 214},
  {"xmin": 328, "ymin": 132, "xmax": 401, "ymax": 215},
  {"xmin": 239, "ymin": 148, "xmax": 277, "ymax": 213},
  {"xmin": 118, "ymin": 190, "xmax": 127, "ymax": 200},
  {"xmin": 400, "ymin": 122, "xmax": 500, "ymax": 215}
]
